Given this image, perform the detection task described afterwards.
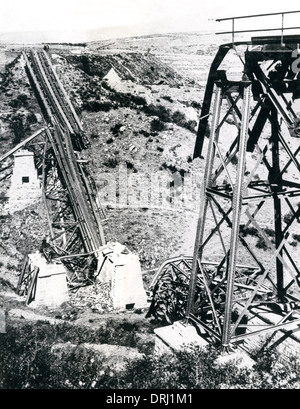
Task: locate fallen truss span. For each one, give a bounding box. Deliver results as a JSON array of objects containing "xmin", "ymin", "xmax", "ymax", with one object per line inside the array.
[{"xmin": 13, "ymin": 49, "xmax": 106, "ymax": 289}]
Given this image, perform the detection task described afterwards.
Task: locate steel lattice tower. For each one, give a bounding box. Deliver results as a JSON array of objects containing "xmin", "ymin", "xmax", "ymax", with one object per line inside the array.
[
  {"xmin": 185, "ymin": 29, "xmax": 300, "ymax": 348},
  {"xmin": 148, "ymin": 13, "xmax": 300, "ymax": 350}
]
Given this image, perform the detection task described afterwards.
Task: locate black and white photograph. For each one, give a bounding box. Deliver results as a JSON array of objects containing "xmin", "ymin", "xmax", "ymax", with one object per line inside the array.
[{"xmin": 1, "ymin": 0, "xmax": 300, "ymax": 392}]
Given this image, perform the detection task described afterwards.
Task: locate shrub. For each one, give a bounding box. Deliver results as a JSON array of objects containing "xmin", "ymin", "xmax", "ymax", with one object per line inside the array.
[
  {"xmin": 283, "ymin": 203, "xmax": 300, "ymax": 225},
  {"xmin": 2, "ymin": 320, "xmax": 300, "ymax": 389},
  {"xmin": 80, "ymin": 55, "xmax": 91, "ymax": 75},
  {"xmin": 17, "ymin": 94, "xmax": 28, "ymax": 103},
  {"xmin": 231, "ymin": 155, "xmax": 238, "ymax": 166},
  {"xmin": 103, "ymin": 158, "xmax": 118, "ymax": 168},
  {"xmin": 184, "ymin": 119, "xmax": 197, "ymax": 133},
  {"xmin": 171, "ymin": 111, "xmax": 197, "ymax": 133},
  {"xmin": 6, "ymin": 263, "xmax": 15, "ymax": 271},
  {"xmin": 161, "ymin": 95, "xmax": 174, "ymax": 103},
  {"xmin": 9, "ymin": 94, "xmax": 29, "ymax": 109},
  {"xmin": 191, "ymin": 100, "xmax": 201, "ymax": 110},
  {"xmin": 284, "ymin": 212, "xmax": 293, "ymax": 225},
  {"xmin": 263, "ymin": 227, "xmax": 275, "ymax": 237},
  {"xmin": 101, "ymin": 80, "xmax": 113, "ymax": 92},
  {"xmin": 27, "ymin": 112, "xmax": 37, "ymax": 124},
  {"xmin": 130, "ymin": 95, "xmax": 147, "ymax": 106},
  {"xmin": 144, "ymin": 104, "xmax": 172, "ymax": 122},
  {"xmin": 126, "ymin": 161, "xmax": 138, "ymax": 173},
  {"xmin": 82, "ymin": 100, "xmax": 113, "ymax": 112},
  {"xmin": 111, "ymin": 123, "xmax": 123, "ymax": 135},
  {"xmin": 10, "ymin": 115, "xmax": 24, "ymax": 144},
  {"xmin": 139, "ymin": 129, "xmax": 150, "ymax": 138},
  {"xmin": 142, "ymin": 104, "xmax": 197, "ymax": 132},
  {"xmin": 240, "ymin": 224, "xmax": 259, "ymax": 237},
  {"xmin": 109, "ymin": 92, "xmax": 131, "ymax": 107},
  {"xmin": 172, "ymin": 110, "xmax": 186, "ymax": 125},
  {"xmin": 256, "ymin": 237, "xmax": 268, "ymax": 250},
  {"xmin": 150, "ymin": 119, "xmax": 166, "ymax": 132},
  {"xmin": 9, "ymin": 99, "xmax": 21, "ymax": 109}
]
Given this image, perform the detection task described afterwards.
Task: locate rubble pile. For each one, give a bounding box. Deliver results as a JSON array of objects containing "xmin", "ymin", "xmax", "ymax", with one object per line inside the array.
[{"xmin": 69, "ymin": 282, "xmax": 114, "ymax": 313}]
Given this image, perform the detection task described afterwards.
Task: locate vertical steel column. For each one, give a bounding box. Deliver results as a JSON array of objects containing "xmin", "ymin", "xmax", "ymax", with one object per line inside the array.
[
  {"xmin": 221, "ymin": 80, "xmax": 251, "ymax": 348},
  {"xmin": 270, "ymin": 107, "xmax": 285, "ymax": 301},
  {"xmin": 281, "ymin": 13, "xmax": 284, "ymax": 47},
  {"xmin": 186, "ymin": 84, "xmax": 223, "ymax": 319}
]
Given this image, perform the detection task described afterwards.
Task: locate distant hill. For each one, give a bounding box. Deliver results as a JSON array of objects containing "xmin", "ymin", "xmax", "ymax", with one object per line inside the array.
[{"xmin": 0, "ymin": 25, "xmax": 225, "ymax": 45}]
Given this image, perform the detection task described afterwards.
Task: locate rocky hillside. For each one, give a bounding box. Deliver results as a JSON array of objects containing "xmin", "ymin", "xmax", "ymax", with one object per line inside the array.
[
  {"xmin": 65, "ymin": 52, "xmax": 184, "ymax": 86},
  {"xmin": 89, "ymin": 32, "xmax": 231, "ymax": 83},
  {"xmin": 0, "ymin": 56, "xmax": 44, "ymax": 158},
  {"xmin": 51, "ymin": 48, "xmax": 204, "ymax": 275}
]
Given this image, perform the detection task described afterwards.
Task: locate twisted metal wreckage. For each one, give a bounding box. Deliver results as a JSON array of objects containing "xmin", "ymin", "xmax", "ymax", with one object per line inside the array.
[
  {"xmin": 1, "ymin": 10, "xmax": 300, "ymax": 350},
  {"xmin": 0, "ymin": 49, "xmax": 106, "ymax": 300},
  {"xmin": 148, "ymin": 10, "xmax": 300, "ymax": 350}
]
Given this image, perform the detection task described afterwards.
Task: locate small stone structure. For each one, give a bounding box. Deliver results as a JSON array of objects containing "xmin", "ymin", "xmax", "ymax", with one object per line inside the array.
[
  {"xmin": 154, "ymin": 320, "xmax": 208, "ymax": 354},
  {"xmin": 103, "ymin": 67, "xmax": 122, "ymax": 85},
  {"xmin": 215, "ymin": 350, "xmax": 255, "ymax": 369},
  {"xmin": 6, "ymin": 149, "xmax": 42, "ymax": 213},
  {"xmin": 154, "ymin": 320, "xmax": 255, "ymax": 367},
  {"xmin": 96, "ymin": 242, "xmax": 148, "ymax": 310},
  {"xmin": 154, "ymin": 311, "xmax": 300, "ymax": 363},
  {"xmin": 27, "ymin": 252, "xmax": 69, "ymax": 307}
]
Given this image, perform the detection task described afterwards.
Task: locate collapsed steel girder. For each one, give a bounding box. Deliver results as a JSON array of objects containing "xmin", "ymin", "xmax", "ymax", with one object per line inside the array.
[
  {"xmin": 149, "ymin": 36, "xmax": 300, "ymax": 349},
  {"xmin": 1, "ymin": 123, "xmax": 105, "ymax": 289},
  {"xmin": 23, "ymin": 49, "xmax": 106, "ymax": 287},
  {"xmin": 189, "ymin": 36, "xmax": 300, "ymax": 348},
  {"xmin": 1, "ymin": 49, "xmax": 106, "ymax": 291}
]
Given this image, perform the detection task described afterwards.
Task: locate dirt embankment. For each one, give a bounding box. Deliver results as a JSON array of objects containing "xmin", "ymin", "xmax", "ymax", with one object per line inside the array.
[{"xmin": 65, "ymin": 52, "xmax": 185, "ymax": 86}]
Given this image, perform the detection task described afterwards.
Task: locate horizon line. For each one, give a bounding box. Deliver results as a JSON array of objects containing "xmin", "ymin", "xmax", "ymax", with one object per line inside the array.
[{"xmin": 0, "ymin": 27, "xmax": 225, "ymax": 45}]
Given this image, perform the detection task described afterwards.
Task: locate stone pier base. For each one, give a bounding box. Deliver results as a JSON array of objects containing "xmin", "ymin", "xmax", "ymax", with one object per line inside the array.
[
  {"xmin": 96, "ymin": 242, "xmax": 148, "ymax": 311},
  {"xmin": 6, "ymin": 149, "xmax": 42, "ymax": 213},
  {"xmin": 27, "ymin": 253, "xmax": 69, "ymax": 307},
  {"xmin": 154, "ymin": 320, "xmax": 208, "ymax": 354},
  {"xmin": 154, "ymin": 320, "xmax": 255, "ymax": 368}
]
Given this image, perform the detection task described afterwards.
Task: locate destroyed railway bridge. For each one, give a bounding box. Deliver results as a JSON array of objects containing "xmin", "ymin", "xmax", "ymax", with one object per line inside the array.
[
  {"xmin": 2, "ymin": 11, "xmax": 300, "ymax": 354},
  {"xmin": 0, "ymin": 49, "xmax": 107, "ymax": 296}
]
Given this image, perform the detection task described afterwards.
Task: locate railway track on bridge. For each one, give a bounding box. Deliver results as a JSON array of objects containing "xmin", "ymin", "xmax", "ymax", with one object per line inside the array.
[{"xmin": 21, "ymin": 49, "xmax": 106, "ymax": 285}]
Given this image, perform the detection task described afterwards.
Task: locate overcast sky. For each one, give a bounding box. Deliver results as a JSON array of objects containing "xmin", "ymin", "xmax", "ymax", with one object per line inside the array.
[{"xmin": 1, "ymin": 0, "xmax": 300, "ymax": 39}]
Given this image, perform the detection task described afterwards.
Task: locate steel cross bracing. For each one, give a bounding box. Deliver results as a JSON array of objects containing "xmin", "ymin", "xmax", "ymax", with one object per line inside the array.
[
  {"xmin": 186, "ymin": 36, "xmax": 300, "ymax": 348},
  {"xmin": 147, "ymin": 36, "xmax": 300, "ymax": 349},
  {"xmin": 4, "ymin": 49, "xmax": 106, "ymax": 289}
]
